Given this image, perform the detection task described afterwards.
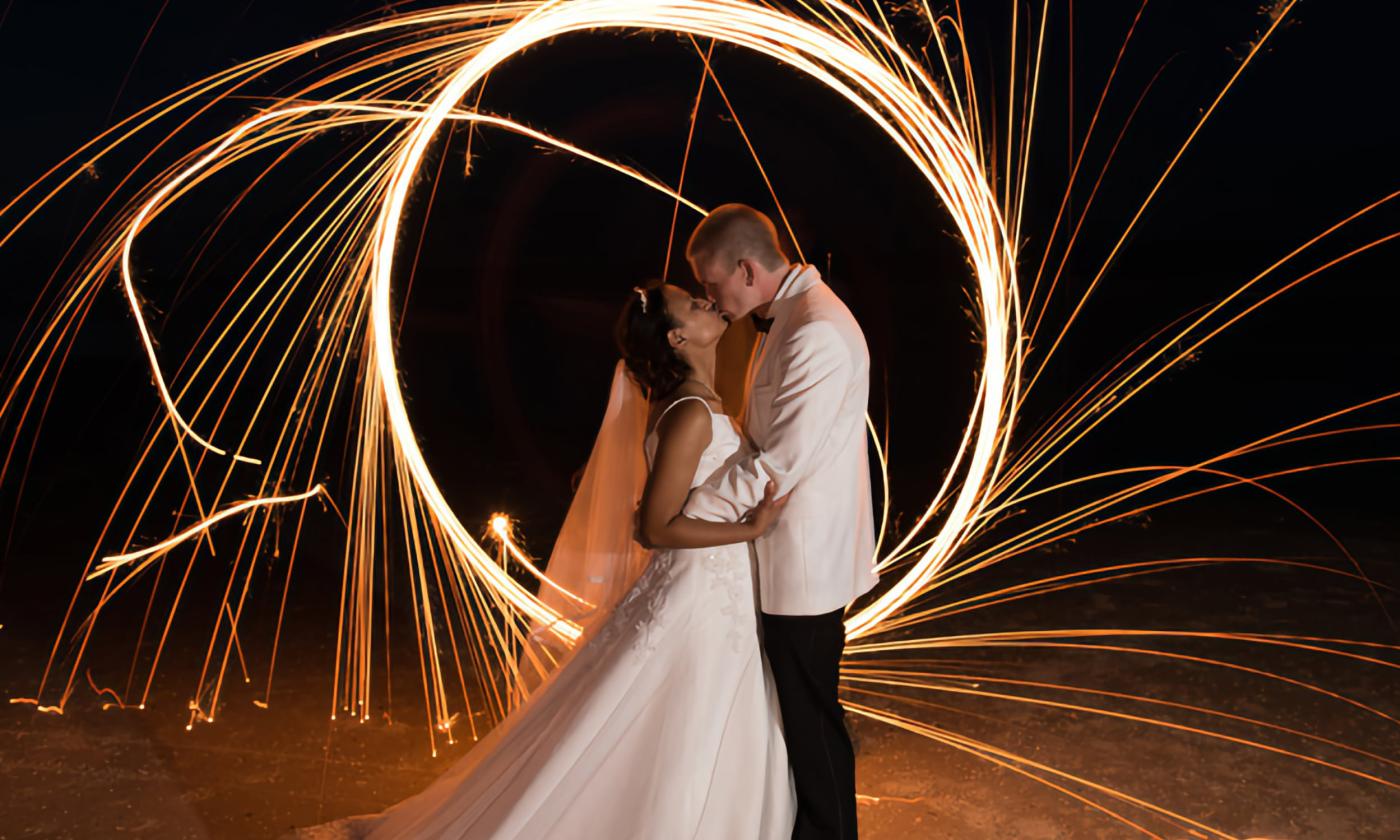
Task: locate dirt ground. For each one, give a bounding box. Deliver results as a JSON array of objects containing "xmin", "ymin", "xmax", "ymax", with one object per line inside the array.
[{"xmin": 2, "ymin": 518, "xmax": 1396, "ymax": 839}]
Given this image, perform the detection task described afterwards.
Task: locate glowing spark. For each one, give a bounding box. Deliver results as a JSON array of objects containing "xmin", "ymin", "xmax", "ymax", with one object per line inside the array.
[{"xmin": 487, "ymin": 514, "xmax": 594, "ymax": 609}]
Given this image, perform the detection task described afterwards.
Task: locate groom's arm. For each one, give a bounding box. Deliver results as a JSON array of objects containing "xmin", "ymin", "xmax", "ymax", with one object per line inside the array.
[{"xmin": 685, "ymin": 320, "xmax": 853, "ymax": 522}]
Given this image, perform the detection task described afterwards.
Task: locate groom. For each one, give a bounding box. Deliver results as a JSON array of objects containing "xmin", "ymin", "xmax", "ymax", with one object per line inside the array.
[{"xmin": 682, "ymin": 204, "xmax": 879, "ymax": 839}]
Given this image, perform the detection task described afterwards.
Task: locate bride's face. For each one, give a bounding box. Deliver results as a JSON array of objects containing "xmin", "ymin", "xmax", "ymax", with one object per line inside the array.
[{"xmin": 661, "ymin": 284, "xmax": 727, "ymax": 352}]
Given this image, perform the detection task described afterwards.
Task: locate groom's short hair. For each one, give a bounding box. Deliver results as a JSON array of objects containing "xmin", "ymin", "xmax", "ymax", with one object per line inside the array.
[{"xmin": 686, "ymin": 203, "xmax": 789, "ymax": 271}]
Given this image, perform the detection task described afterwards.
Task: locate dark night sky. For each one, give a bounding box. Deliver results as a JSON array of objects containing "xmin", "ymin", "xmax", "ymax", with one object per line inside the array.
[{"xmin": 0, "ymin": 1, "xmax": 1396, "ymax": 576}]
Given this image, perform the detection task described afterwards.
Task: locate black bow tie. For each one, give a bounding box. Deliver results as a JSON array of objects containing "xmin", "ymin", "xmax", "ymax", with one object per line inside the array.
[{"xmin": 751, "ymin": 313, "xmax": 775, "ymax": 333}]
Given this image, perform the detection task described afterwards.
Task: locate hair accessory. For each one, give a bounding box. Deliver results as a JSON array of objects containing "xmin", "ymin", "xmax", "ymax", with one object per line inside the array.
[{"xmin": 632, "ymin": 286, "xmax": 649, "ymax": 313}]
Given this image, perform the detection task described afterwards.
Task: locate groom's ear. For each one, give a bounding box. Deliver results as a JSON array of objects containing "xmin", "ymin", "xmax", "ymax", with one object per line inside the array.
[{"xmin": 740, "ymin": 258, "xmax": 755, "ymax": 287}]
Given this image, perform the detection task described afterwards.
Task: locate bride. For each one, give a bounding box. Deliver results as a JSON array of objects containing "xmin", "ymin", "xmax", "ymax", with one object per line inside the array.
[{"xmin": 293, "ymin": 282, "xmax": 797, "ymax": 839}]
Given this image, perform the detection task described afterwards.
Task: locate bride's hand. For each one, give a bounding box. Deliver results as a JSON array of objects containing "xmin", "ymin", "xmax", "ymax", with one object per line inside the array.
[{"xmin": 744, "ymin": 480, "xmax": 790, "ymax": 539}]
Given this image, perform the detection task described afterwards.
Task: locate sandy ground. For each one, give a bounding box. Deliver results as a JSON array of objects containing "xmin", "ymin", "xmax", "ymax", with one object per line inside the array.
[{"xmin": 2, "ymin": 519, "xmax": 1396, "ymax": 839}]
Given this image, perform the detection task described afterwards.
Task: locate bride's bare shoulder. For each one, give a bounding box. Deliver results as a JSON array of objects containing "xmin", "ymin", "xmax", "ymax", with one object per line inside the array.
[{"xmin": 648, "ymin": 393, "xmax": 713, "ymax": 444}]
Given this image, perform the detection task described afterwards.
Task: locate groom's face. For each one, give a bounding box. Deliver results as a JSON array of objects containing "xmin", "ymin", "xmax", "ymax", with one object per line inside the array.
[{"xmin": 690, "ymin": 254, "xmax": 756, "ymax": 322}]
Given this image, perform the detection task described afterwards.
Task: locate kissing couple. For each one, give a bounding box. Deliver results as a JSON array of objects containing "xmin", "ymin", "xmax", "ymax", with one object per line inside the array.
[{"xmin": 294, "ymin": 203, "xmax": 878, "ymax": 839}]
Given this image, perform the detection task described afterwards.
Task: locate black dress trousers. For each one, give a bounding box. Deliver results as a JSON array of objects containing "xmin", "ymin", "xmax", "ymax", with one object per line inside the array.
[{"xmin": 761, "ymin": 606, "xmax": 858, "ymax": 839}]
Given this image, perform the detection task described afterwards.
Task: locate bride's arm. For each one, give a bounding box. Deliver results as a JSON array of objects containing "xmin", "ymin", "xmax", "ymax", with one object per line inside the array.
[{"xmin": 638, "ymin": 400, "xmax": 783, "ymax": 549}]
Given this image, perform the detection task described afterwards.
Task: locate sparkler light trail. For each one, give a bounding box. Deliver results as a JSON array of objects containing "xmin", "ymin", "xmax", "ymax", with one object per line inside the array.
[
  {"xmin": 86, "ymin": 484, "xmax": 328, "ymax": 581},
  {"xmin": 1, "ymin": 0, "xmax": 1396, "ymax": 834}
]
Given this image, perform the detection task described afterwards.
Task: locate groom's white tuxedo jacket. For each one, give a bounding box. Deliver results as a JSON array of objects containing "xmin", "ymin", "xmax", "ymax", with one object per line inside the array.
[{"xmin": 685, "ymin": 264, "xmax": 879, "ymax": 616}]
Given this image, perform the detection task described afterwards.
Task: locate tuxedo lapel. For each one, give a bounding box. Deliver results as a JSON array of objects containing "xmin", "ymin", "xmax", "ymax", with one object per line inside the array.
[
  {"xmin": 738, "ymin": 336, "xmax": 763, "ymax": 430},
  {"xmin": 740, "ymin": 265, "xmax": 797, "ymax": 430}
]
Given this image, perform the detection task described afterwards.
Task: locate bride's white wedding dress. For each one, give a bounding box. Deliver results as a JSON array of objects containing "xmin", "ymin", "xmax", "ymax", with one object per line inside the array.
[{"xmin": 295, "ymin": 395, "xmax": 795, "ymax": 839}]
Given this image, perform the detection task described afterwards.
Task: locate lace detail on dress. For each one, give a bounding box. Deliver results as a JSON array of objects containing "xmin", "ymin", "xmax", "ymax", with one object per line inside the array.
[
  {"xmin": 703, "ymin": 548, "xmax": 748, "ymax": 653},
  {"xmin": 594, "ymin": 550, "xmax": 678, "ymax": 655}
]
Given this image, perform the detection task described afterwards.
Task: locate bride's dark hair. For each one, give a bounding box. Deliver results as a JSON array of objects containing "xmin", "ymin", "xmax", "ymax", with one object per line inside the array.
[{"xmin": 615, "ymin": 282, "xmax": 689, "ymax": 399}]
